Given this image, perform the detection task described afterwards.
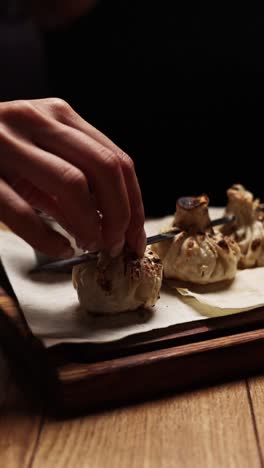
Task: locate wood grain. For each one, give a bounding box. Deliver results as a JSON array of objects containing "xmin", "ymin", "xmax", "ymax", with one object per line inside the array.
[
  {"xmin": 2, "ymin": 258, "xmax": 264, "ymax": 414},
  {"xmin": 0, "ymin": 223, "xmax": 263, "ymax": 467},
  {"xmin": 55, "ymin": 328, "xmax": 264, "ymax": 414},
  {"xmin": 0, "ymin": 351, "xmax": 9, "ymax": 409},
  {"xmin": 247, "ymin": 376, "xmax": 264, "ymax": 465},
  {"xmin": 28, "ymin": 382, "xmax": 260, "ymax": 468},
  {"xmin": 1, "ymin": 221, "xmax": 264, "ymax": 414},
  {"xmin": 0, "ymin": 379, "xmax": 43, "ymax": 468}
]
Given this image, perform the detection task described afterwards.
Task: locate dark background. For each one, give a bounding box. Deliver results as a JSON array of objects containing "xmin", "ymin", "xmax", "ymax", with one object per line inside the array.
[{"xmin": 1, "ymin": 1, "xmax": 264, "ymax": 215}]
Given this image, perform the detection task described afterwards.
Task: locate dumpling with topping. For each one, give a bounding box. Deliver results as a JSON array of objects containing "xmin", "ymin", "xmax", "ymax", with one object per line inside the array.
[
  {"xmin": 221, "ymin": 184, "xmax": 264, "ymax": 268},
  {"xmin": 153, "ymin": 195, "xmax": 240, "ymax": 284},
  {"xmin": 72, "ymin": 247, "xmax": 163, "ymax": 314}
]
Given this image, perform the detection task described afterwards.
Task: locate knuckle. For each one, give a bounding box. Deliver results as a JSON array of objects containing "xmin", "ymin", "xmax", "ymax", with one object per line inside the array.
[
  {"xmin": 61, "ymin": 166, "xmax": 87, "ymax": 192},
  {"xmin": 48, "ymin": 97, "xmax": 71, "ymax": 115},
  {"xmin": 0, "ymin": 101, "xmax": 53, "ymax": 136},
  {"xmin": 0, "ymin": 102, "xmax": 11, "ymax": 120},
  {"xmin": 0, "ymin": 123, "xmax": 18, "ymax": 153},
  {"xmin": 2, "ymin": 100, "xmax": 44, "ymax": 126},
  {"xmin": 99, "ymin": 148, "xmax": 120, "ymax": 174},
  {"xmin": 118, "ymin": 151, "xmax": 135, "ymax": 173},
  {"xmin": 10, "ymin": 100, "xmax": 36, "ymax": 118}
]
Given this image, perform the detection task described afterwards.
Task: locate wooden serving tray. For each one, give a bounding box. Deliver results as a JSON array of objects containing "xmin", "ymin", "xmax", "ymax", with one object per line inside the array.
[{"xmin": 1, "ymin": 259, "xmax": 264, "ymax": 416}]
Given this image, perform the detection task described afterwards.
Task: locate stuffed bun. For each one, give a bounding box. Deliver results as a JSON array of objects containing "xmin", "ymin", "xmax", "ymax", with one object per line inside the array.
[
  {"xmin": 72, "ymin": 247, "xmax": 163, "ymax": 314},
  {"xmin": 153, "ymin": 195, "xmax": 240, "ymax": 284},
  {"xmin": 221, "ymin": 184, "xmax": 264, "ymax": 268}
]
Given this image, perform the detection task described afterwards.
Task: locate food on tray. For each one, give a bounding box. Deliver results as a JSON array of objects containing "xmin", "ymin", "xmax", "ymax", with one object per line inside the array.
[
  {"xmin": 220, "ymin": 184, "xmax": 264, "ymax": 268},
  {"xmin": 72, "ymin": 247, "xmax": 163, "ymax": 314},
  {"xmin": 152, "ymin": 195, "xmax": 240, "ymax": 284}
]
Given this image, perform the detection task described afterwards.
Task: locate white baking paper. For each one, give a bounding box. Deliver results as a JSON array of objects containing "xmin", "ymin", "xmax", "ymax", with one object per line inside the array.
[
  {"xmin": 174, "ymin": 267, "xmax": 264, "ymax": 313},
  {"xmin": 1, "ymin": 208, "xmax": 263, "ymax": 347},
  {"xmin": 0, "ymin": 228, "xmax": 203, "ymax": 347}
]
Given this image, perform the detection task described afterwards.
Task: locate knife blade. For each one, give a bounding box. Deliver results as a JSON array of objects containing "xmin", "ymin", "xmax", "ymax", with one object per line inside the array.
[
  {"xmin": 30, "ymin": 231, "xmax": 178, "ymax": 274},
  {"xmin": 30, "ymin": 214, "xmax": 235, "ymax": 274}
]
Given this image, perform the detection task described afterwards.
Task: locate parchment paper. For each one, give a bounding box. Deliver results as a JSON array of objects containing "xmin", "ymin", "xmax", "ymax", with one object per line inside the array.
[
  {"xmin": 175, "ymin": 267, "xmax": 264, "ymax": 313},
  {"xmin": 1, "ymin": 208, "xmax": 264, "ymax": 347}
]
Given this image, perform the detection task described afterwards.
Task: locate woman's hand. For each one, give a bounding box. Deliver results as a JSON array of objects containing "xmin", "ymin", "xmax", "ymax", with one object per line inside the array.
[{"xmin": 0, "ymin": 98, "xmax": 146, "ymax": 258}]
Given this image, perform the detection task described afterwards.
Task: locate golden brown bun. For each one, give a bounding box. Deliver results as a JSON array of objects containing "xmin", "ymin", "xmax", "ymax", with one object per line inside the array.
[
  {"xmin": 72, "ymin": 247, "xmax": 163, "ymax": 314},
  {"xmin": 221, "ymin": 184, "xmax": 264, "ymax": 268},
  {"xmin": 153, "ymin": 195, "xmax": 240, "ymax": 284}
]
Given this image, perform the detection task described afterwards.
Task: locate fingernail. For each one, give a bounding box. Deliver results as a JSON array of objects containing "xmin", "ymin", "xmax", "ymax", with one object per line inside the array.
[
  {"xmin": 60, "ymin": 246, "xmax": 74, "ymax": 259},
  {"xmin": 136, "ymin": 229, "xmax": 147, "ymax": 257},
  {"xmin": 110, "ymin": 239, "xmax": 125, "ymax": 257}
]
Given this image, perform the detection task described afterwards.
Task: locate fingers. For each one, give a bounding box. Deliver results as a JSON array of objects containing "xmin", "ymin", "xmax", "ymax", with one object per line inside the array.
[
  {"xmin": 69, "ymin": 129, "xmax": 146, "ymax": 256},
  {"xmin": 87, "ymin": 145, "xmax": 130, "ymax": 254},
  {"xmin": 9, "ymin": 177, "xmax": 62, "ymax": 220},
  {"xmin": 117, "ymin": 154, "xmax": 146, "ymax": 257},
  {"xmin": 54, "ymin": 133, "xmax": 130, "ymax": 255},
  {"xmin": 41, "ymin": 99, "xmax": 146, "ymax": 255},
  {"xmin": 0, "ymin": 178, "xmax": 74, "ymax": 258},
  {"xmin": 27, "ymin": 116, "xmax": 131, "ymax": 254},
  {"xmin": 1, "ymin": 132, "xmax": 102, "ymax": 251},
  {"xmin": 33, "ymin": 99, "xmax": 146, "ymax": 255},
  {"xmin": 1, "ymin": 98, "xmax": 146, "ymax": 257},
  {"xmin": 12, "ymin": 179, "xmax": 101, "ymax": 251}
]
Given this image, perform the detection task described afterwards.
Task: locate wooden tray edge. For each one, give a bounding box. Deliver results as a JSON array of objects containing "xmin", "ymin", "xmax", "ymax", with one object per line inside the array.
[{"xmin": 56, "ymin": 328, "xmax": 264, "ymax": 415}]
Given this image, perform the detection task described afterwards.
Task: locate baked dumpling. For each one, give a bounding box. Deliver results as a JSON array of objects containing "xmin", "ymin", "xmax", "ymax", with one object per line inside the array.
[
  {"xmin": 72, "ymin": 247, "xmax": 163, "ymax": 314},
  {"xmin": 153, "ymin": 195, "xmax": 240, "ymax": 284},
  {"xmin": 221, "ymin": 184, "xmax": 264, "ymax": 268}
]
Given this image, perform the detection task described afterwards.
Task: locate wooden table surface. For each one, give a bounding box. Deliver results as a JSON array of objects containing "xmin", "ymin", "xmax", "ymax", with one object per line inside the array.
[
  {"xmin": 1, "ymin": 221, "xmax": 264, "ymax": 467},
  {"xmin": 1, "ymin": 367, "xmax": 264, "ymax": 468}
]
